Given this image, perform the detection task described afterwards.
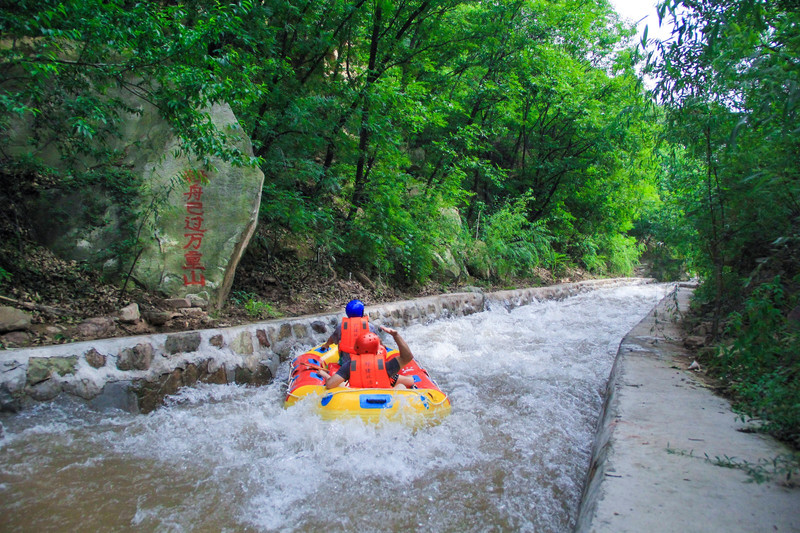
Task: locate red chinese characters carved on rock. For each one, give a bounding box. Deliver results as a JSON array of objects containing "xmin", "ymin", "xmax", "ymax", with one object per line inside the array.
[{"xmin": 182, "ymin": 170, "xmax": 209, "ymax": 286}]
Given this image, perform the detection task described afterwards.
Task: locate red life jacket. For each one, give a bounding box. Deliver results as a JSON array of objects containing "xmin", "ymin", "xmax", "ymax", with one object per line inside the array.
[
  {"xmin": 348, "ymin": 332, "xmax": 392, "ymax": 388},
  {"xmin": 338, "ymin": 316, "xmax": 370, "ymax": 354},
  {"xmin": 349, "ymin": 352, "xmax": 393, "ymax": 388}
]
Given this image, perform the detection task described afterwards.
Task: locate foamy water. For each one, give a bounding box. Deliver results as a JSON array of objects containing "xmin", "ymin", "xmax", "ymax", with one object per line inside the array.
[{"xmin": 0, "ymin": 284, "xmax": 670, "ymax": 532}]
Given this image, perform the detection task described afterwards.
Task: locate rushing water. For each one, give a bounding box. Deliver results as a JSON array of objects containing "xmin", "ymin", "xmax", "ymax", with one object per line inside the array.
[{"xmin": 0, "ymin": 284, "xmax": 670, "ymax": 532}]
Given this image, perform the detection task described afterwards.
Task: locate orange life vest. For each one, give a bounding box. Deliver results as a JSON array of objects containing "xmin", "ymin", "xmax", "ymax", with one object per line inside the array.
[
  {"xmin": 349, "ymin": 350, "xmax": 393, "ymax": 388},
  {"xmin": 338, "ymin": 316, "xmax": 370, "ymax": 354}
]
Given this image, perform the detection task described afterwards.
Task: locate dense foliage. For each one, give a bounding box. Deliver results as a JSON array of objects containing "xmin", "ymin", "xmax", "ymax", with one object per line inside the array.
[
  {"xmin": 2, "ymin": 0, "xmax": 797, "ymax": 443},
  {"xmin": 1, "ymin": 0, "xmax": 653, "ymax": 286},
  {"xmin": 643, "ymin": 0, "xmax": 800, "ymax": 445}
]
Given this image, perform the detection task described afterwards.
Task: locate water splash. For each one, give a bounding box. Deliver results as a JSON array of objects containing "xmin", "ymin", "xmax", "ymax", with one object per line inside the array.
[{"xmin": 0, "ymin": 283, "xmax": 669, "ymax": 532}]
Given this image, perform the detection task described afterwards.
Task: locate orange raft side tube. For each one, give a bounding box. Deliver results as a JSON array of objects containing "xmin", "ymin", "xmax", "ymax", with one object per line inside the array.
[{"xmin": 284, "ymin": 343, "xmax": 451, "ymax": 424}]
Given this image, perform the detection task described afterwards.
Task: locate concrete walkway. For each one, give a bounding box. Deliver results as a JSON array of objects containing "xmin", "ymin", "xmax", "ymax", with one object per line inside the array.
[{"xmin": 577, "ymin": 286, "xmax": 800, "ymax": 532}]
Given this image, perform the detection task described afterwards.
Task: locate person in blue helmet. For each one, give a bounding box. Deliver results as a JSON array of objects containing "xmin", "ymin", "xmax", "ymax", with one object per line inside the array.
[
  {"xmin": 319, "ymin": 299, "xmax": 415, "ymax": 389},
  {"xmin": 320, "ymin": 299, "xmax": 379, "ymax": 354}
]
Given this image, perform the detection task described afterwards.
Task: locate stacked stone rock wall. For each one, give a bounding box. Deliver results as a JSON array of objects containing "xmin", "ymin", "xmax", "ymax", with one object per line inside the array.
[{"xmin": 0, "ymin": 278, "xmax": 651, "ymax": 414}]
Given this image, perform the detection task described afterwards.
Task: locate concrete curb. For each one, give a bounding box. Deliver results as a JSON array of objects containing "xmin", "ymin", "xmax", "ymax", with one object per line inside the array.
[
  {"xmin": 576, "ymin": 286, "xmax": 800, "ymax": 532},
  {"xmin": 0, "ymin": 277, "xmax": 647, "ymax": 414}
]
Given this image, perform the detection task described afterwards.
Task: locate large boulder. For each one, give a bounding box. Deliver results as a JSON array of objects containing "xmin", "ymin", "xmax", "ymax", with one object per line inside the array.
[
  {"xmin": 433, "ymin": 249, "xmax": 463, "ymax": 280},
  {"xmin": 6, "ymin": 72, "xmax": 263, "ymax": 309},
  {"xmin": 126, "ymin": 103, "xmax": 263, "ymax": 307}
]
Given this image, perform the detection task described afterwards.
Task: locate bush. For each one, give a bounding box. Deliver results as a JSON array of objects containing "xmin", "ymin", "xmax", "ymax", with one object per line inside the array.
[
  {"xmin": 578, "ymin": 237, "xmax": 606, "ymax": 273},
  {"xmin": 712, "ymin": 277, "xmax": 800, "ymax": 447},
  {"xmin": 482, "ymin": 196, "xmax": 555, "ymax": 278},
  {"xmin": 574, "ymin": 233, "xmax": 641, "ymax": 276},
  {"xmin": 603, "ymin": 233, "xmax": 642, "ymax": 276},
  {"xmin": 346, "ymin": 171, "xmax": 444, "ymax": 285},
  {"xmin": 230, "ymin": 290, "xmax": 283, "ymax": 319}
]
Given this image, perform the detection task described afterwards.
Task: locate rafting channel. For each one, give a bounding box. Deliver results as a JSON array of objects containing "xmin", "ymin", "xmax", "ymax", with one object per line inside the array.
[{"xmin": 0, "ymin": 282, "xmax": 671, "ymax": 532}]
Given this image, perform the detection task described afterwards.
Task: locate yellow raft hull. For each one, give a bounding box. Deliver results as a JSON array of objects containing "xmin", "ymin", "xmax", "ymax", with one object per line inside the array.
[{"xmin": 284, "ymin": 343, "xmax": 451, "ymax": 424}]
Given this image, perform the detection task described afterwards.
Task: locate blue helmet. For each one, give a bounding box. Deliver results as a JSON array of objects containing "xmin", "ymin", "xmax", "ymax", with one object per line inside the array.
[{"xmin": 345, "ymin": 299, "xmax": 365, "ymax": 317}]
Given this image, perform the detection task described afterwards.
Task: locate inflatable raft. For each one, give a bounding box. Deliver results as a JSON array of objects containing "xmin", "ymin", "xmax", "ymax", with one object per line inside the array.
[{"xmin": 284, "ymin": 343, "xmax": 451, "ymax": 424}]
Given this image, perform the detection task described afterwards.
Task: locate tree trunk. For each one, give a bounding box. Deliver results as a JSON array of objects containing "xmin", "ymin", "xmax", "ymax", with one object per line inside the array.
[{"xmin": 348, "ymin": 3, "xmax": 383, "ymax": 220}]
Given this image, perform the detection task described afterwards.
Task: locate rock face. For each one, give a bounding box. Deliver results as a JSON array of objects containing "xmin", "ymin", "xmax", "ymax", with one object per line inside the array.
[
  {"xmin": 8, "ymin": 86, "xmax": 263, "ymax": 309},
  {"xmin": 128, "ymin": 109, "xmax": 264, "ymax": 309}
]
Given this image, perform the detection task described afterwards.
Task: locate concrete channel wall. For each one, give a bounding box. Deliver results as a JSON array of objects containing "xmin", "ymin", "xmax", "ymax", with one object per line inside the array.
[
  {"xmin": 0, "ymin": 278, "xmax": 650, "ymax": 414},
  {"xmin": 574, "ymin": 285, "xmax": 800, "ymax": 533}
]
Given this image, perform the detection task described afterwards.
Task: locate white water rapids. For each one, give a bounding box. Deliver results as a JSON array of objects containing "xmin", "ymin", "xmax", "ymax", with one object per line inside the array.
[{"xmin": 0, "ymin": 283, "xmax": 670, "ymax": 532}]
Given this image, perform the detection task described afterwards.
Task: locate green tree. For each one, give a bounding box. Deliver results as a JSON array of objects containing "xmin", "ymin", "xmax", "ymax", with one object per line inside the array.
[
  {"xmin": 0, "ymin": 0, "xmax": 264, "ymax": 168},
  {"xmin": 647, "ymin": 0, "xmax": 800, "ymax": 326},
  {"xmin": 646, "ymin": 0, "xmax": 800, "ymax": 443},
  {"xmin": 2, "ymin": 0, "xmax": 667, "ymax": 289}
]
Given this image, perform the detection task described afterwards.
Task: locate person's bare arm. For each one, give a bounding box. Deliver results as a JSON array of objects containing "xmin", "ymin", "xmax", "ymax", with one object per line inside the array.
[
  {"xmin": 322, "ymin": 323, "xmax": 342, "ymax": 349},
  {"xmin": 318, "ymin": 368, "xmax": 345, "ymax": 389},
  {"xmin": 380, "ymin": 326, "xmax": 414, "ymax": 367}
]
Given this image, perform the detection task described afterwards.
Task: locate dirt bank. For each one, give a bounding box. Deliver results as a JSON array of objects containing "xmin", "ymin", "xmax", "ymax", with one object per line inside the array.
[{"xmin": 0, "ymin": 241, "xmax": 591, "ymax": 349}]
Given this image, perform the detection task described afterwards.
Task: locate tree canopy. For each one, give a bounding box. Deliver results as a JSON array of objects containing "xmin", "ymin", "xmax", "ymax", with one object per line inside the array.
[
  {"xmin": 1, "ymin": 0, "xmax": 652, "ymax": 285},
  {"xmin": 2, "ymin": 0, "xmax": 798, "ymax": 444},
  {"xmin": 642, "ymin": 0, "xmax": 800, "ymax": 445}
]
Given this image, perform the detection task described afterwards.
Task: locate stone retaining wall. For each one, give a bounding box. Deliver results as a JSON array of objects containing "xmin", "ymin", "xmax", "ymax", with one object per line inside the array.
[{"xmin": 0, "ymin": 278, "xmax": 651, "ymax": 414}]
